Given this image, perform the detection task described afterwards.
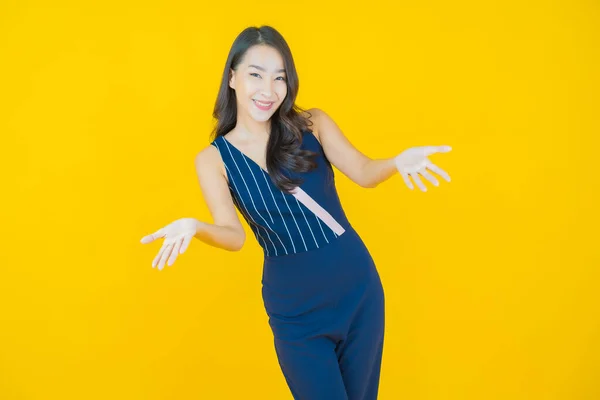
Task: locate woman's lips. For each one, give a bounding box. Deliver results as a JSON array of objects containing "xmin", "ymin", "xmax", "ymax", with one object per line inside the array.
[{"xmin": 253, "ymin": 99, "xmax": 274, "ymax": 111}]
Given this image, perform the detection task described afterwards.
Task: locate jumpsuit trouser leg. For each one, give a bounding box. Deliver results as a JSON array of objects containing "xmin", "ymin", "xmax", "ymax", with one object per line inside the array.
[{"xmin": 262, "ymin": 227, "xmax": 385, "ymax": 400}]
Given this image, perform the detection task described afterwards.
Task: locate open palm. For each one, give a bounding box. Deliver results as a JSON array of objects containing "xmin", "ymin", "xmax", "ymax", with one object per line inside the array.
[
  {"xmin": 395, "ymin": 145, "xmax": 452, "ymax": 191},
  {"xmin": 140, "ymin": 217, "xmax": 199, "ymax": 270}
]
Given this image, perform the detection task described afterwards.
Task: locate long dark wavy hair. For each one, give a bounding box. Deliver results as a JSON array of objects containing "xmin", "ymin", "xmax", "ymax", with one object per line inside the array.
[{"xmin": 210, "ymin": 25, "xmax": 319, "ymax": 194}]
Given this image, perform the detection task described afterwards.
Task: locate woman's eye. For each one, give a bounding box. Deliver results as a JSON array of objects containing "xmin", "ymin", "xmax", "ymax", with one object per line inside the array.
[{"xmin": 250, "ymin": 72, "xmax": 285, "ymax": 81}]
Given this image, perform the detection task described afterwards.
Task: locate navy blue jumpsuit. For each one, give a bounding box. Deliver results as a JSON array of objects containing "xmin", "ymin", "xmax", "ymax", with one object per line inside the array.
[{"xmin": 211, "ymin": 130, "xmax": 385, "ymax": 400}]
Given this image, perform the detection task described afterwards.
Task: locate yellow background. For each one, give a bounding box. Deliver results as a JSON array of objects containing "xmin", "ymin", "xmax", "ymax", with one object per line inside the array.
[{"xmin": 1, "ymin": 0, "xmax": 599, "ymax": 399}]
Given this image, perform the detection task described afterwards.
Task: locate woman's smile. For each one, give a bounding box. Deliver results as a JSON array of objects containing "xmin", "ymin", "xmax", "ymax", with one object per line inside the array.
[{"xmin": 253, "ymin": 99, "xmax": 274, "ymax": 111}]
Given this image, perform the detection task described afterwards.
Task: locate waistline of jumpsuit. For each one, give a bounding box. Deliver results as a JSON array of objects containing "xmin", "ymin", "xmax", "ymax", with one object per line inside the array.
[{"xmin": 262, "ymin": 222, "xmax": 357, "ymax": 261}]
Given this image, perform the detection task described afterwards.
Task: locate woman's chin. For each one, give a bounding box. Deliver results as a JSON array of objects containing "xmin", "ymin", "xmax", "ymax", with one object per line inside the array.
[{"xmin": 250, "ymin": 111, "xmax": 274, "ymax": 122}]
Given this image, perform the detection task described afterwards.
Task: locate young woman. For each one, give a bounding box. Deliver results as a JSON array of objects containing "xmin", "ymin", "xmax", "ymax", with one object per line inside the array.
[{"xmin": 141, "ymin": 25, "xmax": 451, "ymax": 400}]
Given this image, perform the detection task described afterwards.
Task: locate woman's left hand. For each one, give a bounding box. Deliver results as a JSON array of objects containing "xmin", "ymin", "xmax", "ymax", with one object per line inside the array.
[{"xmin": 394, "ymin": 145, "xmax": 452, "ymax": 191}]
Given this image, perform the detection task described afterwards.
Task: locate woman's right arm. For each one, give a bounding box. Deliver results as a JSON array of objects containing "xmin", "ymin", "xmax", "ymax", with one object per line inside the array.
[{"xmin": 193, "ymin": 145, "xmax": 246, "ymax": 252}]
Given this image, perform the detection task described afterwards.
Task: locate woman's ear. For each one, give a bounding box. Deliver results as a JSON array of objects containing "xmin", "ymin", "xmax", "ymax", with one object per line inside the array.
[{"xmin": 228, "ymin": 68, "xmax": 235, "ymax": 89}]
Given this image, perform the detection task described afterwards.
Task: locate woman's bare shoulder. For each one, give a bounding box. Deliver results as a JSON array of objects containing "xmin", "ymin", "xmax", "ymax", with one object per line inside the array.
[
  {"xmin": 300, "ymin": 107, "xmax": 323, "ymax": 142},
  {"xmin": 195, "ymin": 142, "xmax": 227, "ymax": 183}
]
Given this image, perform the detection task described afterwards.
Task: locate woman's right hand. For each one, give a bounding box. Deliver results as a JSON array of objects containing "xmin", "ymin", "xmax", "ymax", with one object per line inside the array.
[{"xmin": 140, "ymin": 217, "xmax": 202, "ymax": 270}]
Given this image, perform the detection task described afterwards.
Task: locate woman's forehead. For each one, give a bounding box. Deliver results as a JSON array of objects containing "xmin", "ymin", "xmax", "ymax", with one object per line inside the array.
[{"xmin": 244, "ymin": 46, "xmax": 284, "ymax": 70}]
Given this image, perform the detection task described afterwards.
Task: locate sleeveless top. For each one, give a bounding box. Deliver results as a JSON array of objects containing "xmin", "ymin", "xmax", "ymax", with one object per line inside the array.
[{"xmin": 210, "ymin": 130, "xmax": 352, "ymax": 258}]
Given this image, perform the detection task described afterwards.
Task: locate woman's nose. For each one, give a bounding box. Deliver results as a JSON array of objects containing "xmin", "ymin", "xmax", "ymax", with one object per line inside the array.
[{"xmin": 260, "ymin": 79, "xmax": 274, "ymax": 96}]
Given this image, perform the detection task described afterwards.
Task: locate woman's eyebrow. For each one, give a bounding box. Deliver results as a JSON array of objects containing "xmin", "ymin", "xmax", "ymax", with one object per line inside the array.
[{"xmin": 248, "ymin": 64, "xmax": 286, "ymax": 73}]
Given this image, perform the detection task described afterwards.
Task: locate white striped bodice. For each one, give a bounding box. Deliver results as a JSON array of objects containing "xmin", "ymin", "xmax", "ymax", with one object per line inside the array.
[{"xmin": 210, "ymin": 130, "xmax": 351, "ymax": 257}]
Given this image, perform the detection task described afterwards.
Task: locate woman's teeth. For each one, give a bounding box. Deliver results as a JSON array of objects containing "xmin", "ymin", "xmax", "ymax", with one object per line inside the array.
[{"xmin": 254, "ymin": 100, "xmax": 274, "ymax": 110}]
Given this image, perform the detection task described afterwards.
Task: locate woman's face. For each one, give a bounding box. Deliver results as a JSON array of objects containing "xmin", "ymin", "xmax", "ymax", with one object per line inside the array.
[{"xmin": 229, "ymin": 45, "xmax": 288, "ymax": 123}]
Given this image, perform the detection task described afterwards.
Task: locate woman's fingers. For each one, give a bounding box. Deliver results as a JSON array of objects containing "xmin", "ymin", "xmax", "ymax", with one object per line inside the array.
[
  {"xmin": 400, "ymin": 171, "xmax": 414, "ymax": 190},
  {"xmin": 410, "ymin": 172, "xmax": 428, "ymax": 192},
  {"xmin": 151, "ymin": 237, "xmax": 185, "ymax": 270},
  {"xmin": 423, "ymin": 145, "xmax": 452, "ymax": 156},
  {"xmin": 167, "ymin": 237, "xmax": 184, "ymax": 266},
  {"xmin": 152, "ymin": 239, "xmax": 170, "ymax": 268},
  {"xmin": 144, "ymin": 220, "xmax": 200, "ymax": 270},
  {"xmin": 141, "ymin": 228, "xmax": 165, "ymax": 244},
  {"xmin": 427, "ymin": 163, "xmax": 451, "ymax": 182},
  {"xmin": 180, "ymin": 234, "xmax": 193, "ymax": 254},
  {"xmin": 157, "ymin": 243, "xmax": 174, "ymax": 271},
  {"xmin": 140, "ymin": 234, "xmax": 154, "ymax": 244},
  {"xmin": 420, "ymin": 169, "xmax": 439, "ymax": 187}
]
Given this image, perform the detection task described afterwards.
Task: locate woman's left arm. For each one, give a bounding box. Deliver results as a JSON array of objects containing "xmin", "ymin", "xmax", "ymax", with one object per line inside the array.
[{"xmin": 311, "ymin": 108, "xmax": 452, "ymax": 191}]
